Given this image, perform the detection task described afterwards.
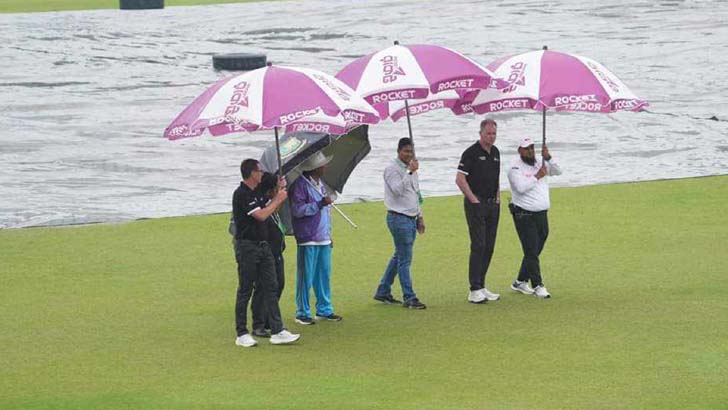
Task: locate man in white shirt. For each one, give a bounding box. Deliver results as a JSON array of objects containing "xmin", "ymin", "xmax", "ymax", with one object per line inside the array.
[
  {"xmin": 507, "ymin": 138, "xmax": 562, "ymax": 299},
  {"xmin": 373, "ymin": 138, "xmax": 427, "ymax": 309}
]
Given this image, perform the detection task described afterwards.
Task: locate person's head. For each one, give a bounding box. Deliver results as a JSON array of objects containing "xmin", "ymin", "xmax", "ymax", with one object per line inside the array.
[
  {"xmin": 479, "ymin": 118, "xmax": 497, "ymax": 147},
  {"xmin": 240, "ymin": 159, "xmax": 264, "ymax": 187},
  {"xmin": 397, "ymin": 137, "xmax": 414, "ymax": 164},
  {"xmin": 517, "ymin": 137, "xmax": 536, "ymax": 165},
  {"xmin": 257, "ymin": 172, "xmax": 278, "ymax": 198},
  {"xmin": 301, "ymin": 151, "xmax": 332, "ymax": 179}
]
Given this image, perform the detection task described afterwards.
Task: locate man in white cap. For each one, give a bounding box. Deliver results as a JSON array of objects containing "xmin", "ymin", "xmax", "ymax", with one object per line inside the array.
[
  {"xmin": 290, "ymin": 151, "xmax": 342, "ymax": 325},
  {"xmin": 507, "ymin": 138, "xmax": 562, "ymax": 298}
]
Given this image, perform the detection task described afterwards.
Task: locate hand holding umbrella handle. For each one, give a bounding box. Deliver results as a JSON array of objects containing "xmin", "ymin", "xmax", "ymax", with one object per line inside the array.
[{"xmin": 301, "ymin": 177, "xmax": 358, "ymax": 229}]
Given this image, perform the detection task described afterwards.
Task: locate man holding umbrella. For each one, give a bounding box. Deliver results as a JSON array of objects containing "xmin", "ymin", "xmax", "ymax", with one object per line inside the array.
[
  {"xmin": 290, "ymin": 152, "xmax": 343, "ymax": 325},
  {"xmin": 507, "ymin": 138, "xmax": 562, "ymax": 299},
  {"xmin": 232, "ymin": 159, "xmax": 300, "ymax": 347}
]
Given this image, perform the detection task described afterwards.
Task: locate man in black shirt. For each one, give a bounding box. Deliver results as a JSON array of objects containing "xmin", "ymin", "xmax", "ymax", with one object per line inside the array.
[
  {"xmin": 250, "ymin": 172, "xmax": 287, "ymax": 337},
  {"xmin": 232, "ymin": 159, "xmax": 300, "ymax": 347},
  {"xmin": 455, "ymin": 119, "xmax": 502, "ymax": 304}
]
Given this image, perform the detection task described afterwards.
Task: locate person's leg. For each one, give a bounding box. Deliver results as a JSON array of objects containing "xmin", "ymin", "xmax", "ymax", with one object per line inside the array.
[
  {"xmin": 530, "ymin": 212, "xmax": 549, "ymax": 287},
  {"xmin": 313, "ymin": 245, "xmax": 334, "ymax": 316},
  {"xmin": 392, "ymin": 215, "xmax": 417, "ymax": 302},
  {"xmin": 262, "ymin": 253, "xmax": 285, "ymax": 331},
  {"xmin": 481, "ymin": 203, "xmax": 500, "ymax": 283},
  {"xmin": 512, "ymin": 212, "xmax": 541, "ymax": 286},
  {"xmin": 464, "ymin": 200, "xmax": 487, "ymax": 291},
  {"xmin": 257, "ymin": 245, "xmax": 285, "ymax": 334},
  {"xmin": 234, "ymin": 241, "xmax": 258, "ymax": 336},
  {"xmin": 375, "ymin": 213, "xmax": 400, "ymax": 298},
  {"xmin": 295, "ymin": 246, "xmax": 315, "ymax": 319},
  {"xmin": 250, "ymin": 283, "xmax": 265, "ymax": 332}
]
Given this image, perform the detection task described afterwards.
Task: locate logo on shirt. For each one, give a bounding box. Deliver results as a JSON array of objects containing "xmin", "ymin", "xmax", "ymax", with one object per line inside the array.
[{"xmin": 479, "ymin": 156, "xmax": 486, "ymax": 160}]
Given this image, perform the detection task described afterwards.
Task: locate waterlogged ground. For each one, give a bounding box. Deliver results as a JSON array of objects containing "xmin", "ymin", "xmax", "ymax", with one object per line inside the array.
[{"xmin": 1, "ymin": 0, "xmax": 727, "ymax": 228}]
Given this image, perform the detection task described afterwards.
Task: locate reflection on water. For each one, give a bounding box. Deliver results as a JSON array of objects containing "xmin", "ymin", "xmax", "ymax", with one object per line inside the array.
[{"xmin": 1, "ymin": 0, "xmax": 727, "ymax": 228}]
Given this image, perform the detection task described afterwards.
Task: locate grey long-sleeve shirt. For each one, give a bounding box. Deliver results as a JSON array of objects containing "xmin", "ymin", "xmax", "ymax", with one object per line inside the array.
[{"xmin": 383, "ymin": 158, "xmax": 421, "ymax": 217}]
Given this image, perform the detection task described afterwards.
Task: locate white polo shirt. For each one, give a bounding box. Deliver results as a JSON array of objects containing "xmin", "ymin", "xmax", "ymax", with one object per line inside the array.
[{"xmin": 507, "ymin": 157, "xmax": 562, "ymax": 212}]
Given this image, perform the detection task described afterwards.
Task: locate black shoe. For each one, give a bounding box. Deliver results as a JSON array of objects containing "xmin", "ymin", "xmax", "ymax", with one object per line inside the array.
[
  {"xmin": 252, "ymin": 328, "xmax": 270, "ymax": 338},
  {"xmin": 403, "ymin": 298, "xmax": 426, "ymax": 309},
  {"xmin": 295, "ymin": 316, "xmax": 316, "ymax": 325},
  {"xmin": 374, "ymin": 294, "xmax": 403, "ymax": 304},
  {"xmin": 315, "ymin": 313, "xmax": 343, "ymax": 322}
]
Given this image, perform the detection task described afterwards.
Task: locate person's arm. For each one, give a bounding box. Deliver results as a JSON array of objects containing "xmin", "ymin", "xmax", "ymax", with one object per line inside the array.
[
  {"xmin": 542, "ymin": 146, "xmax": 562, "ymax": 176},
  {"xmin": 456, "ymin": 172, "xmax": 480, "ymax": 203},
  {"xmin": 290, "ymin": 179, "xmax": 325, "ymax": 218},
  {"xmin": 384, "ymin": 165, "xmax": 411, "ymax": 197},
  {"xmin": 508, "ymin": 165, "xmax": 539, "ymax": 194},
  {"xmin": 251, "ymin": 177, "xmax": 288, "ymax": 221},
  {"xmin": 455, "ymin": 151, "xmax": 480, "ymax": 203}
]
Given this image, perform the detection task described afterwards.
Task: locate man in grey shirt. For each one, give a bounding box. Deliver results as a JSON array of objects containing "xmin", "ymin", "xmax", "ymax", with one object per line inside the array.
[{"xmin": 373, "ymin": 137, "xmax": 427, "ymax": 309}]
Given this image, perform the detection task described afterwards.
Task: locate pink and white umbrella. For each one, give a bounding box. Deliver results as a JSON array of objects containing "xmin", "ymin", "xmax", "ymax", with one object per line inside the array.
[
  {"xmin": 164, "ymin": 64, "xmax": 380, "ymax": 173},
  {"xmin": 456, "ymin": 46, "xmax": 648, "ymax": 145},
  {"xmin": 336, "ymin": 41, "xmax": 498, "ymax": 144}
]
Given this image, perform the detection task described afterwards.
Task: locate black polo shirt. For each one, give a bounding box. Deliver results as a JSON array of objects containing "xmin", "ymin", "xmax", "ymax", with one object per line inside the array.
[
  {"xmin": 232, "ymin": 182, "xmax": 269, "ymax": 241},
  {"xmin": 457, "ymin": 142, "xmax": 500, "ymax": 200}
]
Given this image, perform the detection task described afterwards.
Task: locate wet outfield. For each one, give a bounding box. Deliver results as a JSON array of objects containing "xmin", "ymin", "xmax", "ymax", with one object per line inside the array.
[{"xmin": 1, "ymin": 0, "xmax": 727, "ymax": 228}]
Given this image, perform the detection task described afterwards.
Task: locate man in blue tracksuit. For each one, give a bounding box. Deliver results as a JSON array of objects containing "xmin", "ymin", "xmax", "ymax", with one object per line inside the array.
[{"xmin": 290, "ymin": 151, "xmax": 342, "ymax": 325}]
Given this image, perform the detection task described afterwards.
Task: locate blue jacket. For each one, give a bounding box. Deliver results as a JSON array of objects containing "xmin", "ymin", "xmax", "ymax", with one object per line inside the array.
[{"xmin": 290, "ymin": 176, "xmax": 331, "ymax": 245}]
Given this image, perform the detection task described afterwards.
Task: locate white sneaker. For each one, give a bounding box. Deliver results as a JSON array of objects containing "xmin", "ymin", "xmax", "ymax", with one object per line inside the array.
[
  {"xmin": 468, "ymin": 289, "xmax": 487, "ymax": 304},
  {"xmin": 235, "ymin": 334, "xmax": 257, "ymax": 347},
  {"xmin": 511, "ymin": 280, "xmax": 535, "ymax": 295},
  {"xmin": 270, "ymin": 329, "xmax": 301, "ymax": 345},
  {"xmin": 481, "ymin": 287, "xmax": 501, "ymax": 301},
  {"xmin": 533, "ymin": 285, "xmax": 551, "ymax": 299}
]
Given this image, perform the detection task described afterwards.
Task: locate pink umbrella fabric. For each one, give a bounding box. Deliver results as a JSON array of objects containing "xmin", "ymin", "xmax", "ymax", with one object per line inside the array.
[
  {"xmin": 164, "ymin": 64, "xmax": 380, "ymax": 141},
  {"xmin": 335, "ymin": 42, "xmax": 498, "ymax": 119},
  {"xmin": 457, "ymin": 48, "xmax": 648, "ymax": 115}
]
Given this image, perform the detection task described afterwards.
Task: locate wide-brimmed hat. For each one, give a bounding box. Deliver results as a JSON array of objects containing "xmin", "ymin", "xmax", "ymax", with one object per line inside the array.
[
  {"xmin": 300, "ymin": 151, "xmax": 333, "ymax": 172},
  {"xmin": 518, "ymin": 137, "xmax": 535, "ymax": 148}
]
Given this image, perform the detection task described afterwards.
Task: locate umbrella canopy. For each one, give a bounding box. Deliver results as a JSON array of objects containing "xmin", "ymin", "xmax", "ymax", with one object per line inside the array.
[
  {"xmin": 259, "ymin": 126, "xmax": 371, "ymax": 233},
  {"xmin": 459, "ymin": 48, "xmax": 648, "ymax": 115},
  {"xmin": 336, "ymin": 42, "xmax": 498, "ymax": 127},
  {"xmin": 164, "ymin": 64, "xmax": 380, "ymax": 140}
]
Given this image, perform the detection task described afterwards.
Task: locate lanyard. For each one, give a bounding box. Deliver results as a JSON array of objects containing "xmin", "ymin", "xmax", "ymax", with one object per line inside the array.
[{"xmin": 395, "ymin": 158, "xmax": 424, "ymax": 205}]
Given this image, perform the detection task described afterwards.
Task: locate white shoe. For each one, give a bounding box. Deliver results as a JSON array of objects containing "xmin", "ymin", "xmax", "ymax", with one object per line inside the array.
[
  {"xmin": 270, "ymin": 329, "xmax": 301, "ymax": 345},
  {"xmin": 481, "ymin": 287, "xmax": 501, "ymax": 301},
  {"xmin": 235, "ymin": 334, "xmax": 257, "ymax": 347},
  {"xmin": 533, "ymin": 285, "xmax": 551, "ymax": 299},
  {"xmin": 511, "ymin": 280, "xmax": 535, "ymax": 295},
  {"xmin": 468, "ymin": 289, "xmax": 487, "ymax": 304}
]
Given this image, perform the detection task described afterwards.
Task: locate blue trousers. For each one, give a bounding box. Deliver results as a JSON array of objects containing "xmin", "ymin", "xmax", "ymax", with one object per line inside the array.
[
  {"xmin": 296, "ymin": 244, "xmax": 333, "ymax": 318},
  {"xmin": 375, "ymin": 212, "xmax": 418, "ymax": 302}
]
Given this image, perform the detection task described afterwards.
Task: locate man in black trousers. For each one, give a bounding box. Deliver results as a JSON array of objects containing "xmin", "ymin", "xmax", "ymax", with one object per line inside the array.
[
  {"xmin": 456, "ymin": 118, "xmax": 502, "ymax": 304},
  {"xmin": 232, "ymin": 159, "xmax": 300, "ymax": 347},
  {"xmin": 507, "ymin": 138, "xmax": 562, "ymax": 299}
]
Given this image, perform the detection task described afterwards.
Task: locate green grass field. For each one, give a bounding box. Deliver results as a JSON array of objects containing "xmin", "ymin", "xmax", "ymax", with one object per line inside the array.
[
  {"xmin": 2, "ymin": 176, "xmax": 727, "ymax": 409},
  {"xmin": 0, "ymin": 0, "xmax": 271, "ymax": 14}
]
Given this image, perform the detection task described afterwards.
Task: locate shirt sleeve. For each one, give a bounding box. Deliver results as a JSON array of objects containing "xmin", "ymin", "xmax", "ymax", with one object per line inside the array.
[
  {"xmin": 508, "ymin": 163, "xmax": 538, "ymax": 194},
  {"xmin": 241, "ymin": 192, "xmax": 262, "ymax": 216},
  {"xmin": 546, "ymin": 160, "xmax": 562, "ymax": 176},
  {"xmin": 384, "ymin": 165, "xmax": 409, "ymax": 196},
  {"xmin": 290, "ymin": 178, "xmax": 322, "ymax": 218},
  {"xmin": 457, "ymin": 149, "xmax": 473, "ymax": 175}
]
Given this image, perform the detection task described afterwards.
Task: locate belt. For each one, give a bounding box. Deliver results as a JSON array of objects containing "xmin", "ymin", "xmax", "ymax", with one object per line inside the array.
[
  {"xmin": 387, "ymin": 210, "xmax": 418, "ymax": 219},
  {"xmin": 236, "ymin": 239, "xmax": 269, "ymax": 246}
]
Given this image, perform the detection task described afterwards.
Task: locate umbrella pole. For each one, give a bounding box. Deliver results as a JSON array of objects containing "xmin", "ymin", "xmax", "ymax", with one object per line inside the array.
[
  {"xmin": 542, "ymin": 106, "xmax": 546, "ymax": 153},
  {"xmin": 274, "ymin": 126, "xmax": 283, "ymax": 176},
  {"xmin": 404, "ymin": 99, "xmax": 415, "ymax": 157}
]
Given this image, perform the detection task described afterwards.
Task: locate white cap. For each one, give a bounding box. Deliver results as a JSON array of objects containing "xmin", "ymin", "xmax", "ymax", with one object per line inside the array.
[
  {"xmin": 518, "ymin": 137, "xmax": 535, "ymax": 148},
  {"xmin": 300, "ymin": 151, "xmax": 333, "ymax": 171}
]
